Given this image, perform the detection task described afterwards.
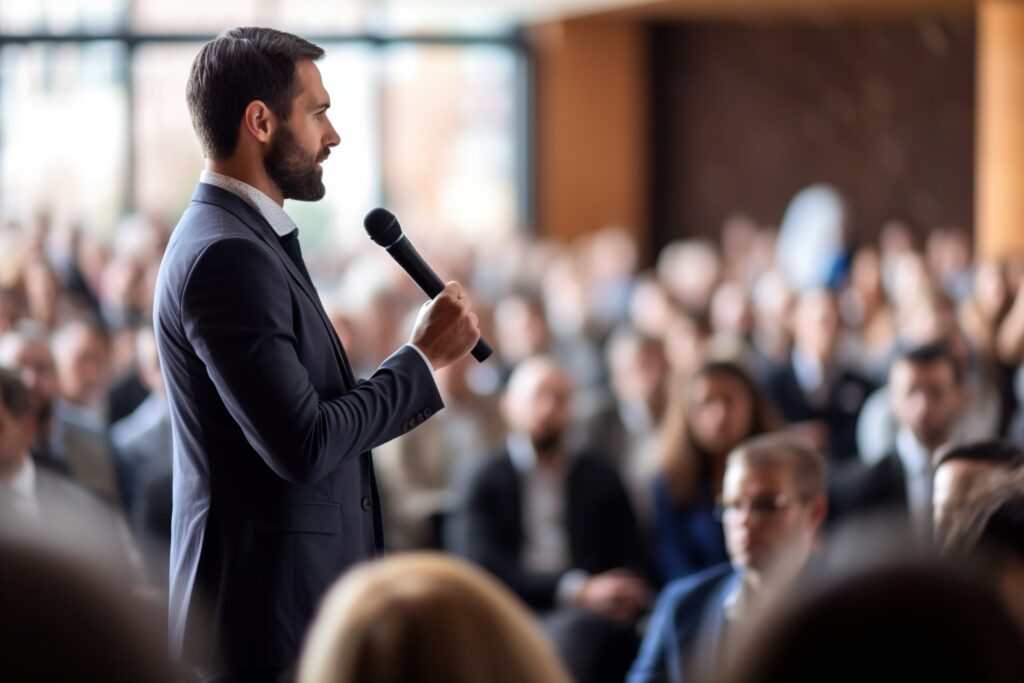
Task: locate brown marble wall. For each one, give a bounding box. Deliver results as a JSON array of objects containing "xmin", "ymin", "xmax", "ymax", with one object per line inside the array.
[{"xmin": 649, "ymin": 17, "xmax": 976, "ymax": 252}]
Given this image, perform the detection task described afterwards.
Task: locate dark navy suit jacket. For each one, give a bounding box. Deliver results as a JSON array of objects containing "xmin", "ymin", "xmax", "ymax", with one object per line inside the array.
[
  {"xmin": 154, "ymin": 183, "xmax": 443, "ymax": 669},
  {"xmin": 627, "ymin": 563, "xmax": 739, "ymax": 683},
  {"xmin": 451, "ymin": 449, "xmax": 649, "ymax": 611}
]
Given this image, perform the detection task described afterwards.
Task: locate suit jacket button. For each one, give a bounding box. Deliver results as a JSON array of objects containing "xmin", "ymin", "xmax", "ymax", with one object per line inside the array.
[
  {"xmin": 361, "ymin": 497, "xmax": 372, "ymax": 511},
  {"xmin": 424, "ymin": 408, "xmax": 432, "ymax": 418}
]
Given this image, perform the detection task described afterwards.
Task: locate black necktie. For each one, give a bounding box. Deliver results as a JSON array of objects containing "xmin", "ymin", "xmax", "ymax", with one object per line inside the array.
[{"xmin": 278, "ymin": 229, "xmax": 314, "ymax": 287}]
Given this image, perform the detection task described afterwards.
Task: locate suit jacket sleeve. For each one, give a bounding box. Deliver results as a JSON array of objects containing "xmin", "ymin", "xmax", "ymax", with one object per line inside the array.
[
  {"xmin": 179, "ymin": 237, "xmax": 442, "ymax": 486},
  {"xmin": 626, "ymin": 579, "xmax": 679, "ymax": 683}
]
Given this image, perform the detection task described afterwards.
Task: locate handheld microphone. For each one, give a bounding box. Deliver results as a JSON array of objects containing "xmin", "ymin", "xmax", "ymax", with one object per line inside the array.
[{"xmin": 363, "ymin": 208, "xmax": 493, "ymax": 363}]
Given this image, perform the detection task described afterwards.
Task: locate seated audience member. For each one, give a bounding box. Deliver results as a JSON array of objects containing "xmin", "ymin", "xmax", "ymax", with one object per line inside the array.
[
  {"xmin": 298, "ymin": 553, "xmax": 572, "ymax": 683},
  {"xmin": 857, "ymin": 303, "xmax": 1000, "ymax": 464},
  {"xmin": 831, "ymin": 341, "xmax": 965, "ymax": 540},
  {"xmin": 51, "ymin": 316, "xmax": 112, "ymax": 428},
  {"xmin": 0, "ymin": 539, "xmax": 175, "ymax": 683},
  {"xmin": 749, "ymin": 270, "xmax": 794, "ymax": 379},
  {"xmin": 765, "ymin": 288, "xmax": 874, "ymax": 461},
  {"xmin": 584, "ymin": 325, "xmax": 669, "ymax": 517},
  {"xmin": 724, "ymin": 560, "xmax": 1024, "ymax": 683},
  {"xmin": 450, "ymin": 356, "xmax": 650, "ymax": 683},
  {"xmin": 932, "ymin": 439, "xmax": 1024, "ymax": 547},
  {"xmin": 628, "ymin": 432, "xmax": 828, "ymax": 683},
  {"xmin": 0, "ymin": 368, "xmax": 139, "ymax": 578},
  {"xmin": 0, "ymin": 322, "xmax": 120, "ymax": 504},
  {"xmin": 373, "ymin": 350, "xmax": 505, "ymax": 551},
  {"xmin": 652, "ymin": 360, "xmax": 775, "ymax": 583},
  {"xmin": 110, "ymin": 326, "xmax": 173, "ymax": 583}
]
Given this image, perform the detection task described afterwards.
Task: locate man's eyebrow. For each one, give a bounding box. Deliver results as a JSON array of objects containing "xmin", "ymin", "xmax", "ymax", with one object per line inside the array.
[{"xmin": 313, "ymin": 101, "xmax": 330, "ymax": 111}]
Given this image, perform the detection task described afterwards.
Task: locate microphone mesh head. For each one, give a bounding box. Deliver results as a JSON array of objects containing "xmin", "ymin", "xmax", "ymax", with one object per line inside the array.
[{"xmin": 363, "ymin": 208, "xmax": 403, "ymax": 247}]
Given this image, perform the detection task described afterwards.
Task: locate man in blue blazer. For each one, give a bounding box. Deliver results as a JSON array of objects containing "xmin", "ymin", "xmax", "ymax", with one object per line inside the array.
[
  {"xmin": 154, "ymin": 28, "xmax": 480, "ymax": 682},
  {"xmin": 627, "ymin": 433, "xmax": 827, "ymax": 683}
]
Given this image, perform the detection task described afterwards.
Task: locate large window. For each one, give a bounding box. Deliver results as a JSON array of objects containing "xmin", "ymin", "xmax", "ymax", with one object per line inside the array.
[
  {"xmin": 1, "ymin": 41, "xmax": 128, "ymax": 232},
  {"xmin": 0, "ymin": 3, "xmax": 527, "ymax": 249}
]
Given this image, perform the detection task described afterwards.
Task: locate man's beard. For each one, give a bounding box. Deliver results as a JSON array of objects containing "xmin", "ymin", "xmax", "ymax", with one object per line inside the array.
[
  {"xmin": 264, "ymin": 123, "xmax": 327, "ymax": 201},
  {"xmin": 531, "ymin": 429, "xmax": 563, "ymax": 455}
]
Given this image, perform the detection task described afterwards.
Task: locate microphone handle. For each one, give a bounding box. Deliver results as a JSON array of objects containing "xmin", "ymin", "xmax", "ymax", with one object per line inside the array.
[{"xmin": 387, "ymin": 238, "xmax": 493, "ymax": 363}]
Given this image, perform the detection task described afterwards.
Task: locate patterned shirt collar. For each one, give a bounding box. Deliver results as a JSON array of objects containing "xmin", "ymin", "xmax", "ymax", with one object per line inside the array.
[{"xmin": 200, "ymin": 169, "xmax": 297, "ymax": 237}]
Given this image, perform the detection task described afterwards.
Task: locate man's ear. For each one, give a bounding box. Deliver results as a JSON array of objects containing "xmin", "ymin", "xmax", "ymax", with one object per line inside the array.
[
  {"xmin": 242, "ymin": 100, "xmax": 276, "ymax": 145},
  {"xmin": 807, "ymin": 493, "xmax": 828, "ymax": 530}
]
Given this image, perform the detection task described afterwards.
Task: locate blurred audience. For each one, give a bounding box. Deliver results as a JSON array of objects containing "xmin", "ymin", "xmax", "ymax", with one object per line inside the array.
[
  {"xmin": 584, "ymin": 325, "xmax": 670, "ymax": 517},
  {"xmin": 0, "ymin": 322, "xmax": 119, "ymax": 503},
  {"xmin": 374, "ymin": 351, "xmax": 505, "ymax": 551},
  {"xmin": 110, "ymin": 326, "xmax": 173, "ymax": 585},
  {"xmin": 5, "ymin": 182, "xmax": 1024, "ymax": 681},
  {"xmin": 0, "ymin": 368, "xmax": 140, "ymax": 579},
  {"xmin": 449, "ymin": 356, "xmax": 650, "ymax": 683}
]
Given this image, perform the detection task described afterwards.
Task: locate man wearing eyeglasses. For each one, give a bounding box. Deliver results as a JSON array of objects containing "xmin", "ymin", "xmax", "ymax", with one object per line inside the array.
[{"xmin": 627, "ymin": 432, "xmax": 827, "ymax": 683}]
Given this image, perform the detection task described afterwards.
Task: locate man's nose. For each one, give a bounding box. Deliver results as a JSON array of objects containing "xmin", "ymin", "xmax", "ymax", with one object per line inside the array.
[{"xmin": 325, "ymin": 120, "xmax": 340, "ymax": 147}]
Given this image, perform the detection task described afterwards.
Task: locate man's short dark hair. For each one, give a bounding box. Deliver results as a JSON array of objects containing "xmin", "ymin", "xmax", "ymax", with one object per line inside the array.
[
  {"xmin": 0, "ymin": 367, "xmax": 34, "ymax": 419},
  {"xmin": 892, "ymin": 339, "xmax": 963, "ymax": 385},
  {"xmin": 935, "ymin": 439, "xmax": 1024, "ymax": 471},
  {"xmin": 186, "ymin": 27, "xmax": 324, "ymax": 160}
]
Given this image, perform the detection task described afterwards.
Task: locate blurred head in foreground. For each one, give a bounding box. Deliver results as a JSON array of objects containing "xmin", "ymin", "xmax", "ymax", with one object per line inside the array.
[
  {"xmin": 298, "ymin": 552, "xmax": 572, "ymax": 683},
  {"xmin": 0, "ymin": 539, "xmax": 174, "ymax": 683},
  {"xmin": 724, "ymin": 560, "xmax": 1023, "ymax": 683}
]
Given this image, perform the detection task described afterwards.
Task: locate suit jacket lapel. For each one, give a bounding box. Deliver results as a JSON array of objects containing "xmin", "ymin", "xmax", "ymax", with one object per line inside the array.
[{"xmin": 190, "ymin": 183, "xmax": 356, "ymax": 387}]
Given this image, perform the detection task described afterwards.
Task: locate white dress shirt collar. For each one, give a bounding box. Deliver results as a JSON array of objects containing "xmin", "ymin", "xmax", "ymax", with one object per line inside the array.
[
  {"xmin": 5, "ymin": 455, "xmax": 36, "ymax": 500},
  {"xmin": 507, "ymin": 432, "xmax": 539, "ymax": 473},
  {"xmin": 200, "ymin": 169, "xmax": 297, "ymax": 237},
  {"xmin": 895, "ymin": 427, "xmax": 935, "ymax": 536},
  {"xmin": 1, "ymin": 456, "xmax": 39, "ymax": 522},
  {"xmin": 895, "ymin": 427, "xmax": 933, "ymax": 477},
  {"xmin": 791, "ymin": 348, "xmax": 827, "ymax": 396}
]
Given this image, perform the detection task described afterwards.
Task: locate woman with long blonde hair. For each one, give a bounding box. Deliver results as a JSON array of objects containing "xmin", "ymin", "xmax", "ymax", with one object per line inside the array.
[{"xmin": 298, "ymin": 552, "xmax": 572, "ymax": 683}]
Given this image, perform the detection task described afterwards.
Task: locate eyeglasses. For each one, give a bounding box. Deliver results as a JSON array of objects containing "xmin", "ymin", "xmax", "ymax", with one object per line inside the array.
[{"xmin": 714, "ymin": 494, "xmax": 795, "ymax": 521}]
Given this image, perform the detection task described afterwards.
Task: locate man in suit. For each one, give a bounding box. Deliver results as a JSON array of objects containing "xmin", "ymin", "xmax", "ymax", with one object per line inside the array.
[
  {"xmin": 450, "ymin": 355, "xmax": 650, "ymax": 683},
  {"xmin": 0, "ymin": 368, "xmax": 140, "ymax": 579},
  {"xmin": 155, "ymin": 28, "xmax": 480, "ymax": 682},
  {"xmin": 627, "ymin": 433, "xmax": 827, "ymax": 683},
  {"xmin": 831, "ymin": 340, "xmax": 965, "ymax": 541},
  {"xmin": 0, "ymin": 321, "xmax": 120, "ymax": 503},
  {"xmin": 766, "ymin": 288, "xmax": 874, "ymax": 461},
  {"xmin": 583, "ymin": 324, "xmax": 668, "ymax": 520}
]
